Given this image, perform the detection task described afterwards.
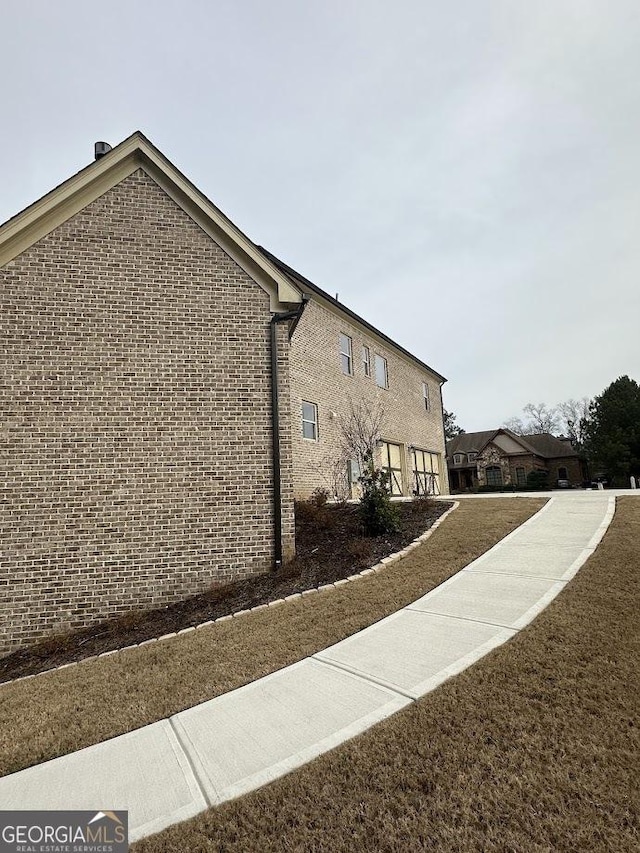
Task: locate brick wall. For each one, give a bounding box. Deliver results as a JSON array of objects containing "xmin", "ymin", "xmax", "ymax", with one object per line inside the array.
[
  {"xmin": 0, "ymin": 169, "xmax": 293, "ymax": 655},
  {"xmin": 288, "ymin": 299, "xmax": 448, "ymax": 499}
]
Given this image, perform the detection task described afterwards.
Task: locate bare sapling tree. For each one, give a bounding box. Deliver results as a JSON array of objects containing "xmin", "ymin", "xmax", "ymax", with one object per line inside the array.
[
  {"xmin": 338, "ymin": 398, "xmax": 385, "ymax": 472},
  {"xmin": 311, "ymin": 399, "xmax": 385, "ymax": 501}
]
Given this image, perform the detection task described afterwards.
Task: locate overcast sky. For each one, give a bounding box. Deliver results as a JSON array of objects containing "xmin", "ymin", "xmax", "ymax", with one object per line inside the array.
[{"xmin": 2, "ymin": 0, "xmax": 638, "ymax": 431}]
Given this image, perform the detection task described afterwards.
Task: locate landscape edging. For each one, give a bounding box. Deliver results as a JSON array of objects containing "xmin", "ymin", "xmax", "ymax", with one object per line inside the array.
[{"xmin": 2, "ymin": 501, "xmax": 460, "ymax": 689}]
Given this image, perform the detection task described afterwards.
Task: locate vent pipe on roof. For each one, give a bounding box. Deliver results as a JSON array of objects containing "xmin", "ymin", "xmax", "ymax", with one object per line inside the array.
[{"xmin": 94, "ymin": 141, "xmax": 112, "ymax": 160}]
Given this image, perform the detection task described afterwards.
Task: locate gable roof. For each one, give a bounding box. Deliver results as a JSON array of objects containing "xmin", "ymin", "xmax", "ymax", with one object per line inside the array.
[
  {"xmin": 519, "ymin": 433, "xmax": 578, "ymax": 458},
  {"xmin": 447, "ymin": 431, "xmax": 499, "ymax": 456},
  {"xmin": 0, "ymin": 132, "xmax": 302, "ymax": 311},
  {"xmin": 258, "ymin": 246, "xmax": 447, "ymax": 384},
  {"xmin": 447, "ymin": 429, "xmax": 578, "ymax": 459}
]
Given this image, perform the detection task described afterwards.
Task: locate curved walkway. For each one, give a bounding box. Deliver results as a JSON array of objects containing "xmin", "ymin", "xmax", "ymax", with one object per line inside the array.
[{"xmin": 0, "ymin": 492, "xmax": 620, "ymax": 842}]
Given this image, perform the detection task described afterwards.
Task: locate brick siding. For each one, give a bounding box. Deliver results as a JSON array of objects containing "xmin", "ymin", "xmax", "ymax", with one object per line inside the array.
[
  {"xmin": 289, "ymin": 299, "xmax": 448, "ymax": 499},
  {"xmin": 0, "ymin": 170, "xmax": 293, "ymax": 655}
]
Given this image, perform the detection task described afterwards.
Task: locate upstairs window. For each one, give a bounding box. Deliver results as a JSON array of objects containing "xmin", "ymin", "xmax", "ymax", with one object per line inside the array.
[
  {"xmin": 453, "ymin": 453, "xmax": 465, "ymax": 465},
  {"xmin": 362, "ymin": 345, "xmax": 371, "ymax": 377},
  {"xmin": 375, "ymin": 354, "xmax": 388, "ymax": 388},
  {"xmin": 423, "ymin": 382, "xmax": 430, "ymax": 411},
  {"xmin": 339, "ymin": 334, "xmax": 353, "ymax": 375},
  {"xmin": 467, "ymin": 452, "xmax": 477, "ymax": 462},
  {"xmin": 302, "ymin": 401, "xmax": 318, "ymax": 440}
]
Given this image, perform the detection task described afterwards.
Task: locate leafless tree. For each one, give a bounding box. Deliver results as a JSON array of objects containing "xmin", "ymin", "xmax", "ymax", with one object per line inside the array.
[
  {"xmin": 502, "ymin": 416, "xmax": 526, "ymax": 435},
  {"xmin": 557, "ymin": 397, "xmax": 591, "ymax": 447},
  {"xmin": 311, "ymin": 399, "xmax": 385, "ymax": 501},
  {"xmin": 314, "ymin": 451, "xmax": 351, "ymax": 502},
  {"xmin": 522, "ymin": 402, "xmax": 560, "ymax": 434},
  {"xmin": 337, "ymin": 398, "xmax": 385, "ymax": 469},
  {"xmin": 504, "ymin": 398, "xmax": 591, "ymax": 443}
]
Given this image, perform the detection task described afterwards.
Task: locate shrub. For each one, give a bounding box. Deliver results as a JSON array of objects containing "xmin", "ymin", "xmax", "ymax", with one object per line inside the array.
[
  {"xmin": 358, "ymin": 466, "xmax": 400, "ymax": 536},
  {"xmin": 294, "ymin": 498, "xmax": 336, "ymax": 531},
  {"xmin": 309, "ymin": 487, "xmax": 330, "ymax": 508},
  {"xmin": 409, "ymin": 494, "xmax": 436, "ymax": 515},
  {"xmin": 526, "ymin": 469, "xmax": 550, "ymax": 490}
]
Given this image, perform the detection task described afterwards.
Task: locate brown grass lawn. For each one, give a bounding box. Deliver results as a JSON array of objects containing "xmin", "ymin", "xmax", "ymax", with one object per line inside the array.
[
  {"xmin": 133, "ymin": 497, "xmax": 640, "ymax": 853},
  {"xmin": 0, "ymin": 498, "xmax": 543, "ymax": 777}
]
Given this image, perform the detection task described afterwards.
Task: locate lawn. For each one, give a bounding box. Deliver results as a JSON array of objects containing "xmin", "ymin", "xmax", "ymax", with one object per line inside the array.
[
  {"xmin": 0, "ymin": 497, "xmax": 543, "ymax": 777},
  {"xmin": 132, "ymin": 497, "xmax": 639, "ymax": 853},
  {"xmin": 0, "ymin": 498, "xmax": 450, "ymax": 682}
]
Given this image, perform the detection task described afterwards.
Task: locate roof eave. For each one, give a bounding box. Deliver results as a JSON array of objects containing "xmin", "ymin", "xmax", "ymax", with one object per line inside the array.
[
  {"xmin": 257, "ymin": 247, "xmax": 447, "ymax": 384},
  {"xmin": 0, "ymin": 131, "xmax": 302, "ymax": 311}
]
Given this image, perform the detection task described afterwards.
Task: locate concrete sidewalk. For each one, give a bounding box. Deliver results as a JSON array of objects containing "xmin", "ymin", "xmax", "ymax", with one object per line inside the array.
[{"xmin": 0, "ymin": 493, "xmax": 620, "ymax": 842}]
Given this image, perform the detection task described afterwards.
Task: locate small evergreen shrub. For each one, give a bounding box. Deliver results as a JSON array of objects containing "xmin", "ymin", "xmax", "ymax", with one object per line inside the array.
[
  {"xmin": 526, "ymin": 469, "xmax": 550, "ymax": 490},
  {"xmin": 358, "ymin": 466, "xmax": 400, "ymax": 536}
]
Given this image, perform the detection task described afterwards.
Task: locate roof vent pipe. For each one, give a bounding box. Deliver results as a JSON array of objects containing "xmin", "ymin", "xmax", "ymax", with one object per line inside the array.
[{"xmin": 94, "ymin": 141, "xmax": 112, "ymax": 160}]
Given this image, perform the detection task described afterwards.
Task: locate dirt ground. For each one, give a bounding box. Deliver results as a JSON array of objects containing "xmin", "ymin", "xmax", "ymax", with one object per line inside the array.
[{"xmin": 0, "ymin": 498, "xmax": 450, "ymax": 682}]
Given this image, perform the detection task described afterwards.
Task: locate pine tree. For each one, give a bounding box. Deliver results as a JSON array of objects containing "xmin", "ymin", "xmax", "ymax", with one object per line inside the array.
[{"xmin": 583, "ymin": 376, "xmax": 640, "ymax": 481}]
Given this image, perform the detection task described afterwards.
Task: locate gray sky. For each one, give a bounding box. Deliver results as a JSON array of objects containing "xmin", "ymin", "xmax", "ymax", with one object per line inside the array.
[{"xmin": 2, "ymin": 0, "xmax": 638, "ymax": 431}]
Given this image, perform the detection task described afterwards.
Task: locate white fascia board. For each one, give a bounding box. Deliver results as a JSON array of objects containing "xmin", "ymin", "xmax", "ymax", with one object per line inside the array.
[{"xmin": 0, "ymin": 133, "xmax": 302, "ymax": 312}]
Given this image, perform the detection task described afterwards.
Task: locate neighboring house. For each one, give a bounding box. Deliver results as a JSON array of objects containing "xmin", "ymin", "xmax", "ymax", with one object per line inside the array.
[
  {"xmin": 0, "ymin": 132, "xmax": 448, "ymax": 655},
  {"xmin": 447, "ymin": 429, "xmax": 586, "ymax": 492}
]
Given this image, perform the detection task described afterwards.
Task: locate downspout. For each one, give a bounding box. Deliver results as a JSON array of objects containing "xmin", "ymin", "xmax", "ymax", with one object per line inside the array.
[
  {"xmin": 438, "ymin": 378, "xmax": 451, "ymax": 494},
  {"xmin": 270, "ymin": 295, "xmax": 309, "ymax": 569}
]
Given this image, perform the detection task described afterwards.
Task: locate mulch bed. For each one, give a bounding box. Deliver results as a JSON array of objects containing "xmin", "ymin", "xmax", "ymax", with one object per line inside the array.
[{"xmin": 0, "ymin": 498, "xmax": 451, "ymax": 683}]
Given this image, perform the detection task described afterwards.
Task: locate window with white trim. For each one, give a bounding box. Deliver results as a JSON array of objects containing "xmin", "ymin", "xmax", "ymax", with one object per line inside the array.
[
  {"xmin": 302, "ymin": 401, "xmax": 318, "ymax": 440},
  {"xmin": 375, "ymin": 354, "xmax": 388, "ymax": 388},
  {"xmin": 422, "ymin": 382, "xmax": 430, "ymax": 411},
  {"xmin": 467, "ymin": 451, "xmax": 477, "ymax": 462},
  {"xmin": 453, "ymin": 453, "xmax": 465, "ymax": 465},
  {"xmin": 362, "ymin": 345, "xmax": 371, "ymax": 377},
  {"xmin": 339, "ymin": 334, "xmax": 353, "ymax": 375}
]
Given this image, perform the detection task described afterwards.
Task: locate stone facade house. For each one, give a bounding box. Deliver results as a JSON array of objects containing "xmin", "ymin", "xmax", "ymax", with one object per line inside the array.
[
  {"xmin": 447, "ymin": 429, "xmax": 586, "ymax": 492},
  {"xmin": 0, "ymin": 132, "xmax": 448, "ymax": 655}
]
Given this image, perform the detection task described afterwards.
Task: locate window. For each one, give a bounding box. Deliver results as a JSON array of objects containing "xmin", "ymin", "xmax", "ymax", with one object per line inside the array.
[
  {"xmin": 485, "ymin": 466, "xmax": 503, "ymax": 487},
  {"xmin": 362, "ymin": 346, "xmax": 371, "ymax": 377},
  {"xmin": 467, "ymin": 452, "xmax": 477, "ymax": 462},
  {"xmin": 516, "ymin": 467, "xmax": 526, "ymax": 486},
  {"xmin": 412, "ymin": 448, "xmax": 441, "ymax": 496},
  {"xmin": 339, "ymin": 333, "xmax": 353, "ymax": 375},
  {"xmin": 422, "ymin": 382, "xmax": 430, "ymax": 411},
  {"xmin": 375, "ymin": 354, "xmax": 388, "ymax": 388},
  {"xmin": 348, "ymin": 458, "xmax": 361, "ymax": 484},
  {"xmin": 301, "ymin": 401, "xmax": 318, "ymax": 440},
  {"xmin": 558, "ymin": 466, "xmax": 568, "ymax": 480},
  {"xmin": 453, "ymin": 453, "xmax": 465, "ymax": 465},
  {"xmin": 380, "ymin": 441, "xmax": 403, "ymax": 495}
]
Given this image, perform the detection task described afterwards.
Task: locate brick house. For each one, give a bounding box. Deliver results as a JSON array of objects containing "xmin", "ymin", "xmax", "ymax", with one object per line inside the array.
[
  {"xmin": 447, "ymin": 429, "xmax": 586, "ymax": 492},
  {"xmin": 259, "ymin": 250, "xmax": 448, "ymax": 503},
  {"xmin": 0, "ymin": 132, "xmax": 448, "ymax": 654}
]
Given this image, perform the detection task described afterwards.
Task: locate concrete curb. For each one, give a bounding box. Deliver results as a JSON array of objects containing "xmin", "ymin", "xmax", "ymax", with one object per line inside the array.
[{"xmin": 1, "ymin": 501, "xmax": 460, "ymax": 690}]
